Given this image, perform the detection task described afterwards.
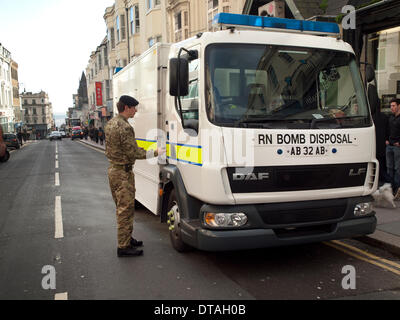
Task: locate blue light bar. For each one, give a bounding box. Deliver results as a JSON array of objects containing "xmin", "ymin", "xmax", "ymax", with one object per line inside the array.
[{"xmin": 213, "ymin": 13, "xmax": 340, "ymax": 35}]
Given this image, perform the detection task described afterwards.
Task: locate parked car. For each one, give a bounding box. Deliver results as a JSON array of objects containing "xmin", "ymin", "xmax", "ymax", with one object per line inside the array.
[
  {"xmin": 71, "ymin": 130, "xmax": 83, "ymax": 140},
  {"xmin": 3, "ymin": 133, "xmax": 20, "ymax": 149},
  {"xmin": 59, "ymin": 131, "xmax": 66, "ymax": 138},
  {"xmin": 0, "ymin": 126, "xmax": 10, "ymax": 162},
  {"xmin": 49, "ymin": 131, "xmax": 62, "ymax": 141}
]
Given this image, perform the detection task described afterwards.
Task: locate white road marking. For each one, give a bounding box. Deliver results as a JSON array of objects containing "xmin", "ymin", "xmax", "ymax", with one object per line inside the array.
[
  {"xmin": 56, "ymin": 161, "xmax": 59, "ymax": 169},
  {"xmin": 55, "ymin": 196, "xmax": 64, "ymax": 239},
  {"xmin": 54, "ymin": 292, "xmax": 68, "ymax": 300},
  {"xmin": 55, "ymin": 154, "xmax": 58, "ymax": 160},
  {"xmin": 55, "ymin": 172, "xmax": 60, "ymax": 186}
]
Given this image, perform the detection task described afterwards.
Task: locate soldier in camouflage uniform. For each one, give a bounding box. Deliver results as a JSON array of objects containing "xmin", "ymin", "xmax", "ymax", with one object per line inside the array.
[{"xmin": 105, "ymin": 95, "xmax": 160, "ymax": 257}]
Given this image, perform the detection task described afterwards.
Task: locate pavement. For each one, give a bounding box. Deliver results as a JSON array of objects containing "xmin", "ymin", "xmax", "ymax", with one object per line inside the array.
[{"xmin": 77, "ymin": 137, "xmax": 400, "ymax": 257}]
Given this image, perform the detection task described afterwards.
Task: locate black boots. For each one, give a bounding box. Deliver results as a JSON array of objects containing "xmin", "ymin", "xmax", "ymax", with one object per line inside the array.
[
  {"xmin": 117, "ymin": 246, "xmax": 143, "ymax": 257},
  {"xmin": 117, "ymin": 238, "xmax": 144, "ymax": 257},
  {"xmin": 130, "ymin": 237, "xmax": 143, "ymax": 247}
]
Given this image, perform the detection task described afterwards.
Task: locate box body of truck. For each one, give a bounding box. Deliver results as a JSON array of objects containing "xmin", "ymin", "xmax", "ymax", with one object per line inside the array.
[{"xmin": 113, "ymin": 14, "xmax": 378, "ymax": 252}]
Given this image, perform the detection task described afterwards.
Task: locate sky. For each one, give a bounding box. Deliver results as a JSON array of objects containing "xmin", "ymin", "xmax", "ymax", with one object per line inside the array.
[{"xmin": 0, "ymin": 0, "xmax": 115, "ymax": 123}]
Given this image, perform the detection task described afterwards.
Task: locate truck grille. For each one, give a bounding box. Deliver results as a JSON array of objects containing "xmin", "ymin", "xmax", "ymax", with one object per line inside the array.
[
  {"xmin": 227, "ymin": 163, "xmax": 368, "ymax": 193},
  {"xmin": 259, "ymin": 205, "xmax": 346, "ymax": 225}
]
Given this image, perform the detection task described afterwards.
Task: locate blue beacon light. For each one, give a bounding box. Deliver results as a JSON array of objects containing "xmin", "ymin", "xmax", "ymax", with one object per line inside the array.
[{"xmin": 212, "ymin": 13, "xmax": 340, "ymax": 35}]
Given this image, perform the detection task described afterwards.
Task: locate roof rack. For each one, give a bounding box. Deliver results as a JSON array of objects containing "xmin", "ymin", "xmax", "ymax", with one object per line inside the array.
[{"xmin": 212, "ymin": 13, "xmax": 340, "ymax": 36}]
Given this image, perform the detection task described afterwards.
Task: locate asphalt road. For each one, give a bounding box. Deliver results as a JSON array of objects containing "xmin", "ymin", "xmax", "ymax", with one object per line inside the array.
[{"xmin": 0, "ymin": 139, "xmax": 399, "ymax": 300}]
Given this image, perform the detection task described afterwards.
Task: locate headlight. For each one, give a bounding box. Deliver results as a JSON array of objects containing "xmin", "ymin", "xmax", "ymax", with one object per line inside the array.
[
  {"xmin": 354, "ymin": 202, "xmax": 373, "ymax": 217},
  {"xmin": 204, "ymin": 212, "xmax": 248, "ymax": 228}
]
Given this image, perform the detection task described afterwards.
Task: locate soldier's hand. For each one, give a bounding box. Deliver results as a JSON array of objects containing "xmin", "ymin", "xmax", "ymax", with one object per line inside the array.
[{"xmin": 157, "ymin": 147, "xmax": 166, "ymax": 155}]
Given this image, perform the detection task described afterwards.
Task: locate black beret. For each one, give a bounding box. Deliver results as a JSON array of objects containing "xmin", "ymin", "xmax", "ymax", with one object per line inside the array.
[{"xmin": 119, "ymin": 95, "xmax": 139, "ymax": 107}]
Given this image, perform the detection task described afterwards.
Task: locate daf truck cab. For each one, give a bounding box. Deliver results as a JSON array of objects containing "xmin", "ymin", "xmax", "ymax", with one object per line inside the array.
[{"xmin": 113, "ymin": 14, "xmax": 378, "ymax": 252}]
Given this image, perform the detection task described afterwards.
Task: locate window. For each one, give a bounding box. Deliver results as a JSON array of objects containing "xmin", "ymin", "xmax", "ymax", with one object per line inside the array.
[
  {"xmin": 175, "ymin": 12, "xmax": 182, "ymax": 30},
  {"xmin": 205, "ymin": 44, "xmax": 371, "ymax": 129},
  {"xmin": 208, "ymin": 0, "xmax": 218, "ymax": 10},
  {"xmin": 180, "ymin": 52, "xmax": 199, "ymax": 120},
  {"xmin": 105, "ymin": 80, "xmax": 111, "ymax": 100},
  {"xmin": 110, "ymin": 27, "xmax": 115, "ymax": 48},
  {"xmin": 42, "ymin": 117, "xmax": 46, "ymax": 123},
  {"xmin": 120, "ymin": 15, "xmax": 126, "ymax": 40},
  {"xmin": 130, "ymin": 7, "xmax": 134, "ymax": 34},
  {"xmin": 147, "ymin": 0, "xmax": 152, "ymax": 10},
  {"xmin": 32, "ymin": 99, "xmax": 36, "ymax": 105},
  {"xmin": 223, "ymin": 6, "xmax": 229, "ymax": 13},
  {"xmin": 116, "ymin": 16, "xmax": 120, "ymax": 42},
  {"xmin": 98, "ymin": 54, "xmax": 102, "ymax": 70},
  {"xmin": 208, "ymin": 2, "xmax": 219, "ymax": 31},
  {"xmin": 366, "ymin": 26, "xmax": 400, "ymax": 110},
  {"xmin": 134, "ymin": 5, "xmax": 140, "ymax": 33},
  {"xmin": 104, "ymin": 47, "xmax": 108, "ymax": 66}
]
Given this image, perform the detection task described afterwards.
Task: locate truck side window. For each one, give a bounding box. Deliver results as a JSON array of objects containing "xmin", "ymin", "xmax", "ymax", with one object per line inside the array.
[{"xmin": 180, "ymin": 58, "xmax": 199, "ymax": 120}]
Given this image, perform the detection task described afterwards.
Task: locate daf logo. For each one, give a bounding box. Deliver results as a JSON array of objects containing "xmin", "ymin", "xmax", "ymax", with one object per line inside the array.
[
  {"xmin": 233, "ymin": 172, "xmax": 270, "ymax": 181},
  {"xmin": 349, "ymin": 168, "xmax": 367, "ymax": 176}
]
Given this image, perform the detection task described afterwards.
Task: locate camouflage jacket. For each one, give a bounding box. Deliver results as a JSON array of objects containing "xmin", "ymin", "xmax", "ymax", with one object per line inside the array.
[{"xmin": 105, "ymin": 115, "xmax": 152, "ymax": 165}]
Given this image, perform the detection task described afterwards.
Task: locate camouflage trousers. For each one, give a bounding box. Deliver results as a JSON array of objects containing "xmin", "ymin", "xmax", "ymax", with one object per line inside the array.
[{"xmin": 108, "ymin": 167, "xmax": 136, "ymax": 249}]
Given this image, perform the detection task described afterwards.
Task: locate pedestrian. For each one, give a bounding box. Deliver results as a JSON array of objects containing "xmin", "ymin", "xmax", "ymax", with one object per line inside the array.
[
  {"xmin": 98, "ymin": 127, "xmax": 104, "ymax": 145},
  {"xmin": 17, "ymin": 130, "xmax": 23, "ymax": 146},
  {"xmin": 94, "ymin": 127, "xmax": 99, "ymax": 144},
  {"xmin": 385, "ymin": 98, "xmax": 400, "ymax": 199},
  {"xmin": 105, "ymin": 95, "xmax": 163, "ymax": 257}
]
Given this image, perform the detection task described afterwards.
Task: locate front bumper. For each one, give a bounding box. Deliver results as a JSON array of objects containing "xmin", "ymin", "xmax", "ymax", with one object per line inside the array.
[{"xmin": 180, "ymin": 196, "xmax": 376, "ymax": 251}]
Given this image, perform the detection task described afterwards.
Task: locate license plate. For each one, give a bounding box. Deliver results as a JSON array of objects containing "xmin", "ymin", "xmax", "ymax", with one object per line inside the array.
[{"xmin": 286, "ymin": 145, "xmax": 329, "ymax": 156}]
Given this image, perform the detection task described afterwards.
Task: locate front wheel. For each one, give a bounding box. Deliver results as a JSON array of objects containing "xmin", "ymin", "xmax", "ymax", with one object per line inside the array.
[
  {"xmin": 166, "ymin": 190, "xmax": 192, "ymax": 252},
  {"xmin": 0, "ymin": 150, "xmax": 10, "ymax": 162}
]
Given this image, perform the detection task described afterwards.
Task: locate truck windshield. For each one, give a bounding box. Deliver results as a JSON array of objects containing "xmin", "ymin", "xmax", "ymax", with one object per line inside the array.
[{"xmin": 205, "ymin": 44, "xmax": 371, "ymax": 129}]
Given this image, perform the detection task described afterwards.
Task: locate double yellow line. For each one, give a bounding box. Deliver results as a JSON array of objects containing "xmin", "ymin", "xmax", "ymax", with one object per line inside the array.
[{"xmin": 324, "ymin": 240, "xmax": 400, "ymax": 276}]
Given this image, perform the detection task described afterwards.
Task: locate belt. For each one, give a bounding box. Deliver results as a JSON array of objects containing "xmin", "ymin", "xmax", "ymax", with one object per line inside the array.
[{"xmin": 111, "ymin": 164, "xmax": 133, "ymax": 172}]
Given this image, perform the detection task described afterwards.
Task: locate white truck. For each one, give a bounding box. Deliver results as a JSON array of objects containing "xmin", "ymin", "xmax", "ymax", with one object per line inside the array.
[{"xmin": 113, "ymin": 13, "xmax": 378, "ymax": 252}]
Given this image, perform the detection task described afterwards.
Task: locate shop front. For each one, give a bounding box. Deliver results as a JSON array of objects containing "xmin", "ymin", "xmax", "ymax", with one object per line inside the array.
[{"xmin": 344, "ymin": 0, "xmax": 400, "ymax": 113}]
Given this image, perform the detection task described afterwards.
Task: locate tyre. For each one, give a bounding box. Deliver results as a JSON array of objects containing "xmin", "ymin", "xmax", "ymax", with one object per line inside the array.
[
  {"xmin": 166, "ymin": 190, "xmax": 192, "ymax": 252},
  {"xmin": 0, "ymin": 150, "xmax": 10, "ymax": 163}
]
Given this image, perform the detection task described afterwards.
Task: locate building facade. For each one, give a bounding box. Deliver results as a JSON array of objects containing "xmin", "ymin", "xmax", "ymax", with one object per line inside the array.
[
  {"xmin": 21, "ymin": 91, "xmax": 54, "ymax": 139},
  {"xmin": 80, "ymin": 0, "xmax": 247, "ymax": 130},
  {"xmin": 86, "ymin": 37, "xmax": 112, "ymax": 129},
  {"xmin": 103, "ymin": 0, "xmax": 246, "ymax": 67},
  {"xmin": 11, "ymin": 59, "xmax": 23, "ymax": 131},
  {"xmin": 0, "ymin": 43, "xmax": 15, "ymax": 133}
]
